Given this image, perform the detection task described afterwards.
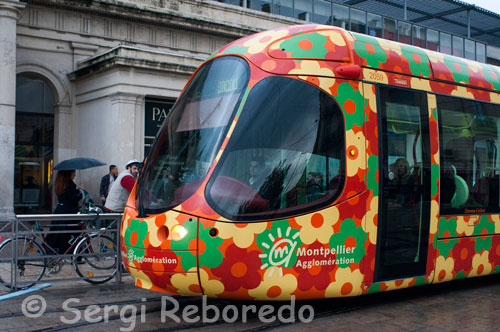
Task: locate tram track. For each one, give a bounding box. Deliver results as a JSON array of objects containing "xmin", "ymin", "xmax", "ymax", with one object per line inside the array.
[{"xmin": 7, "ymin": 274, "xmax": 499, "ymax": 331}]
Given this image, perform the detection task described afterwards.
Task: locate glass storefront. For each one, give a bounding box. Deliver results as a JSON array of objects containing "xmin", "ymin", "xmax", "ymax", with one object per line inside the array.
[
  {"xmin": 14, "ymin": 75, "xmax": 55, "ymax": 214},
  {"xmin": 218, "ymin": 0, "xmax": 488, "ymax": 63}
]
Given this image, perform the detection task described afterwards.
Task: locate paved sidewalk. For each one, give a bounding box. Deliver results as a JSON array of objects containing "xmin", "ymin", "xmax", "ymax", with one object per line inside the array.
[
  {"xmin": 0, "ymin": 276, "xmax": 155, "ymax": 331},
  {"xmin": 1, "ymin": 274, "xmax": 499, "ymax": 331}
]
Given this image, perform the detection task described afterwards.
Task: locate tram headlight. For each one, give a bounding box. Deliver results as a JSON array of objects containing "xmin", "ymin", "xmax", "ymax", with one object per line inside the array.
[{"xmin": 170, "ymin": 224, "xmax": 188, "ymax": 241}]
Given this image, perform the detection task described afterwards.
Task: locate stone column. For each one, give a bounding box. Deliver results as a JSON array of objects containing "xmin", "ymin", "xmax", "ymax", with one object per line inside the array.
[{"xmin": 0, "ymin": 0, "xmax": 25, "ymax": 220}]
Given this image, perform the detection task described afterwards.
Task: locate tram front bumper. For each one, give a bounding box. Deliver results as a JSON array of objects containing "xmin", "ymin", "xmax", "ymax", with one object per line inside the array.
[{"xmin": 121, "ymin": 211, "xmax": 199, "ymax": 295}]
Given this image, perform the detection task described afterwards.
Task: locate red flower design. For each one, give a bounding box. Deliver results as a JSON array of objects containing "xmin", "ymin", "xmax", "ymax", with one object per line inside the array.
[
  {"xmin": 452, "ymin": 238, "xmax": 475, "ymax": 274},
  {"xmin": 294, "ymin": 242, "xmax": 335, "ymax": 291},
  {"xmin": 211, "ymin": 243, "xmax": 261, "ymax": 292},
  {"xmin": 489, "ymin": 235, "xmax": 500, "ymax": 268}
]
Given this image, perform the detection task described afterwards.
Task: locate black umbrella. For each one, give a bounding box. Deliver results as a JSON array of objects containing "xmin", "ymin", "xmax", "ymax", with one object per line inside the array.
[{"xmin": 53, "ymin": 157, "xmax": 106, "ymax": 170}]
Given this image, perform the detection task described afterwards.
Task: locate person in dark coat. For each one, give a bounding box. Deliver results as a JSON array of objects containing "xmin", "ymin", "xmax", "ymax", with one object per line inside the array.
[
  {"xmin": 45, "ymin": 170, "xmax": 83, "ymax": 254},
  {"xmin": 99, "ymin": 165, "xmax": 118, "ymax": 204}
]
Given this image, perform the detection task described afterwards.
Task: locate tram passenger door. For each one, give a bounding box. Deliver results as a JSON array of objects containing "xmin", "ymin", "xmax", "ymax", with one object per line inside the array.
[{"xmin": 374, "ymin": 86, "xmax": 431, "ymax": 282}]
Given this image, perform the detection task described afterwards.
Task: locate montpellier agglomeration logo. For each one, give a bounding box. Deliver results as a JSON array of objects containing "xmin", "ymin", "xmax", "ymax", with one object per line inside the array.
[
  {"xmin": 127, "ymin": 248, "xmax": 135, "ymax": 263},
  {"xmin": 258, "ymin": 224, "xmax": 301, "ymax": 270},
  {"xmin": 257, "ymin": 221, "xmax": 357, "ymax": 271}
]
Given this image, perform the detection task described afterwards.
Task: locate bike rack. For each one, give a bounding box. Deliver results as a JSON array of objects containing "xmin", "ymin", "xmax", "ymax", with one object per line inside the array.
[{"xmin": 0, "ymin": 213, "xmax": 124, "ymax": 292}]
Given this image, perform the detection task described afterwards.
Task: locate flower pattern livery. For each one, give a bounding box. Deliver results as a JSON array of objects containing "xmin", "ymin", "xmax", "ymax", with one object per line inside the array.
[{"xmin": 121, "ymin": 24, "xmax": 500, "ymax": 301}]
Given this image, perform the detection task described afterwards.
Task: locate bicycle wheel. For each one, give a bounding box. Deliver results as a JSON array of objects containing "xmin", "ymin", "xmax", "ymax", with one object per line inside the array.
[
  {"xmin": 73, "ymin": 233, "xmax": 117, "ymax": 284},
  {"xmin": 0, "ymin": 237, "xmax": 46, "ymax": 289}
]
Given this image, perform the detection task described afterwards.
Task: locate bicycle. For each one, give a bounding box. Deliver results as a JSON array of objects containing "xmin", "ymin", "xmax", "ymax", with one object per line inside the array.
[{"xmin": 0, "ymin": 209, "xmax": 118, "ymax": 290}]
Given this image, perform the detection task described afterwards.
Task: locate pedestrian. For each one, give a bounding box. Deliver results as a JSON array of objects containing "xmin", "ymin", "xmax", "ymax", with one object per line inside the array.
[
  {"xmin": 248, "ymin": 158, "xmax": 265, "ymax": 190},
  {"xmin": 104, "ymin": 159, "xmax": 140, "ymax": 212},
  {"xmin": 99, "ymin": 164, "xmax": 118, "ymax": 204},
  {"xmin": 46, "ymin": 170, "xmax": 83, "ymax": 254},
  {"xmin": 154, "ymin": 168, "xmax": 170, "ymax": 196}
]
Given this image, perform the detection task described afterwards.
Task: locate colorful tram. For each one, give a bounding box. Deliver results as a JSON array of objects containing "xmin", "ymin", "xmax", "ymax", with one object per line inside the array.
[{"xmin": 121, "ymin": 24, "xmax": 500, "ymax": 300}]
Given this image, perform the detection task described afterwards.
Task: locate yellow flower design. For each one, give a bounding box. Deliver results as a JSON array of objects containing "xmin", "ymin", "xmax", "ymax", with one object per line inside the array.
[
  {"xmin": 121, "ymin": 213, "xmax": 132, "ymax": 238},
  {"xmin": 171, "ymin": 268, "xmax": 224, "ymax": 297},
  {"xmin": 451, "ymin": 86, "xmax": 474, "ymax": 99},
  {"xmin": 171, "ymin": 268, "xmax": 202, "ymax": 296},
  {"xmin": 317, "ymin": 30, "xmax": 346, "ymax": 46},
  {"xmin": 470, "ymin": 251, "xmax": 492, "ymax": 277},
  {"xmin": 128, "ymin": 265, "xmax": 153, "ymax": 290},
  {"xmin": 295, "ymin": 207, "xmax": 339, "ymax": 245},
  {"xmin": 491, "ymin": 214, "xmax": 500, "ymax": 233},
  {"xmin": 325, "ymin": 267, "xmax": 363, "ymax": 297},
  {"xmin": 248, "ymin": 267, "xmax": 297, "ymax": 301},
  {"xmin": 468, "ymin": 64, "xmax": 481, "ymax": 74},
  {"xmin": 428, "ymin": 52, "xmax": 445, "ymax": 64},
  {"xmin": 343, "ymin": 31, "xmax": 355, "ymax": 42},
  {"xmin": 428, "ymin": 94, "xmax": 437, "ymax": 111},
  {"xmin": 243, "ymin": 29, "xmax": 289, "ymax": 55},
  {"xmin": 363, "ymin": 69, "xmax": 388, "ymax": 84},
  {"xmin": 289, "ymin": 61, "xmax": 335, "ymax": 92},
  {"xmin": 429, "ymin": 200, "xmax": 439, "ymax": 235},
  {"xmin": 362, "ymin": 82, "xmax": 378, "ymax": 112},
  {"xmin": 384, "ymin": 278, "xmax": 414, "ymax": 291},
  {"xmin": 345, "ymin": 129, "xmax": 366, "ymax": 177},
  {"xmin": 379, "ymin": 39, "xmax": 402, "ymax": 56},
  {"xmin": 455, "ymin": 216, "xmax": 474, "ymax": 236},
  {"xmin": 434, "ymin": 255, "xmax": 454, "ymax": 283},
  {"xmin": 141, "ymin": 216, "xmax": 160, "ymax": 247},
  {"xmin": 490, "ymin": 92, "xmax": 500, "ymax": 104},
  {"xmin": 199, "ymin": 268, "xmax": 225, "ymax": 297},
  {"xmin": 410, "ymin": 77, "xmax": 432, "ymax": 91},
  {"xmin": 216, "ymin": 221, "xmax": 267, "ymax": 249},
  {"xmin": 363, "ymin": 196, "xmax": 378, "ymax": 244}
]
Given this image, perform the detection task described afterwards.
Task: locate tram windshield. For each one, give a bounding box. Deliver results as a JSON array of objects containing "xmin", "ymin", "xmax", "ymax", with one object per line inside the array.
[
  {"xmin": 206, "ymin": 76, "xmax": 346, "ymax": 220},
  {"xmin": 139, "ymin": 56, "xmax": 249, "ymax": 213}
]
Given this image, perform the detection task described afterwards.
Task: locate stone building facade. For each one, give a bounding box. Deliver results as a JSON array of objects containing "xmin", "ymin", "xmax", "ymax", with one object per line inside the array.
[
  {"xmin": 2, "ymin": 0, "xmax": 500, "ymax": 216},
  {"xmin": 2, "ymin": 0, "xmax": 298, "ymax": 216}
]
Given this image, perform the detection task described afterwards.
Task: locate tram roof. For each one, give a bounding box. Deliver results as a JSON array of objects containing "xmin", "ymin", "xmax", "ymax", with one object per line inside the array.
[
  {"xmin": 334, "ymin": 0, "xmax": 500, "ymax": 48},
  {"xmin": 218, "ymin": 24, "xmax": 500, "ymax": 92}
]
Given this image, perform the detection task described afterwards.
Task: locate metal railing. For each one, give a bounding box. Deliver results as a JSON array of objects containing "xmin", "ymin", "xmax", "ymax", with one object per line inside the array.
[{"xmin": 0, "ymin": 212, "xmax": 124, "ymax": 291}]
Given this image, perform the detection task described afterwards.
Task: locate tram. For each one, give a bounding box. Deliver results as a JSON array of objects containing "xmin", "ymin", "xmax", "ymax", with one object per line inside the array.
[{"xmin": 121, "ymin": 24, "xmax": 500, "ymax": 300}]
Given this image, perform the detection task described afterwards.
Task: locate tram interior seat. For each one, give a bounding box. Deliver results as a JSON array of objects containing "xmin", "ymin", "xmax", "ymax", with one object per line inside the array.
[
  {"xmin": 472, "ymin": 174, "xmax": 500, "ymax": 207},
  {"xmin": 450, "ymin": 165, "xmax": 469, "ymax": 208}
]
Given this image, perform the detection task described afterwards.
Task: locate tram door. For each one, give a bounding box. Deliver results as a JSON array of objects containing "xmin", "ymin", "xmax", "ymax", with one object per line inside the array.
[{"xmin": 374, "ymin": 86, "xmax": 431, "ymax": 282}]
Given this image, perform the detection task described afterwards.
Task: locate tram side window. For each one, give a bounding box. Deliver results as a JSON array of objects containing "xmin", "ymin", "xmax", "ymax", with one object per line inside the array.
[
  {"xmin": 207, "ymin": 76, "xmax": 345, "ymax": 221},
  {"xmin": 437, "ymin": 95, "xmax": 500, "ymax": 214}
]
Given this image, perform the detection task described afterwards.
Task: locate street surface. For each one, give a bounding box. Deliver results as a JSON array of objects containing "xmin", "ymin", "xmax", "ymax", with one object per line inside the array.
[{"xmin": 0, "ymin": 274, "xmax": 498, "ymax": 331}]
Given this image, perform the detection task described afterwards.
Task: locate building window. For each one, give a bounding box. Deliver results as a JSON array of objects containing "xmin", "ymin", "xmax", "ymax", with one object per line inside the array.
[
  {"xmin": 440, "ymin": 32, "xmax": 452, "ymax": 55},
  {"xmin": 426, "ymin": 29, "xmax": 439, "ymax": 51},
  {"xmin": 15, "ymin": 75, "xmax": 55, "ymax": 214},
  {"xmin": 332, "ymin": 3, "xmax": 349, "ymax": 30},
  {"xmin": 350, "ymin": 8, "xmax": 366, "ymax": 33},
  {"xmin": 295, "ymin": 0, "xmax": 312, "ymax": 21},
  {"xmin": 398, "ymin": 21, "xmax": 412, "ymax": 45},
  {"xmin": 412, "ymin": 25, "xmax": 426, "ymax": 48},
  {"xmin": 367, "ymin": 13, "xmax": 382, "ymax": 37},
  {"xmin": 476, "ymin": 42, "xmax": 486, "ymax": 63},
  {"xmin": 453, "ymin": 35, "xmax": 464, "ymax": 58},
  {"xmin": 383, "ymin": 17, "xmax": 397, "ymax": 41},
  {"xmin": 313, "ymin": 0, "xmax": 332, "ymax": 25},
  {"xmin": 464, "ymin": 39, "xmax": 475, "ymax": 60},
  {"xmin": 274, "ymin": 0, "xmax": 293, "ymax": 17},
  {"xmin": 248, "ymin": 0, "xmax": 272, "ymax": 12},
  {"xmin": 218, "ymin": 0, "xmax": 244, "ymax": 5}
]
